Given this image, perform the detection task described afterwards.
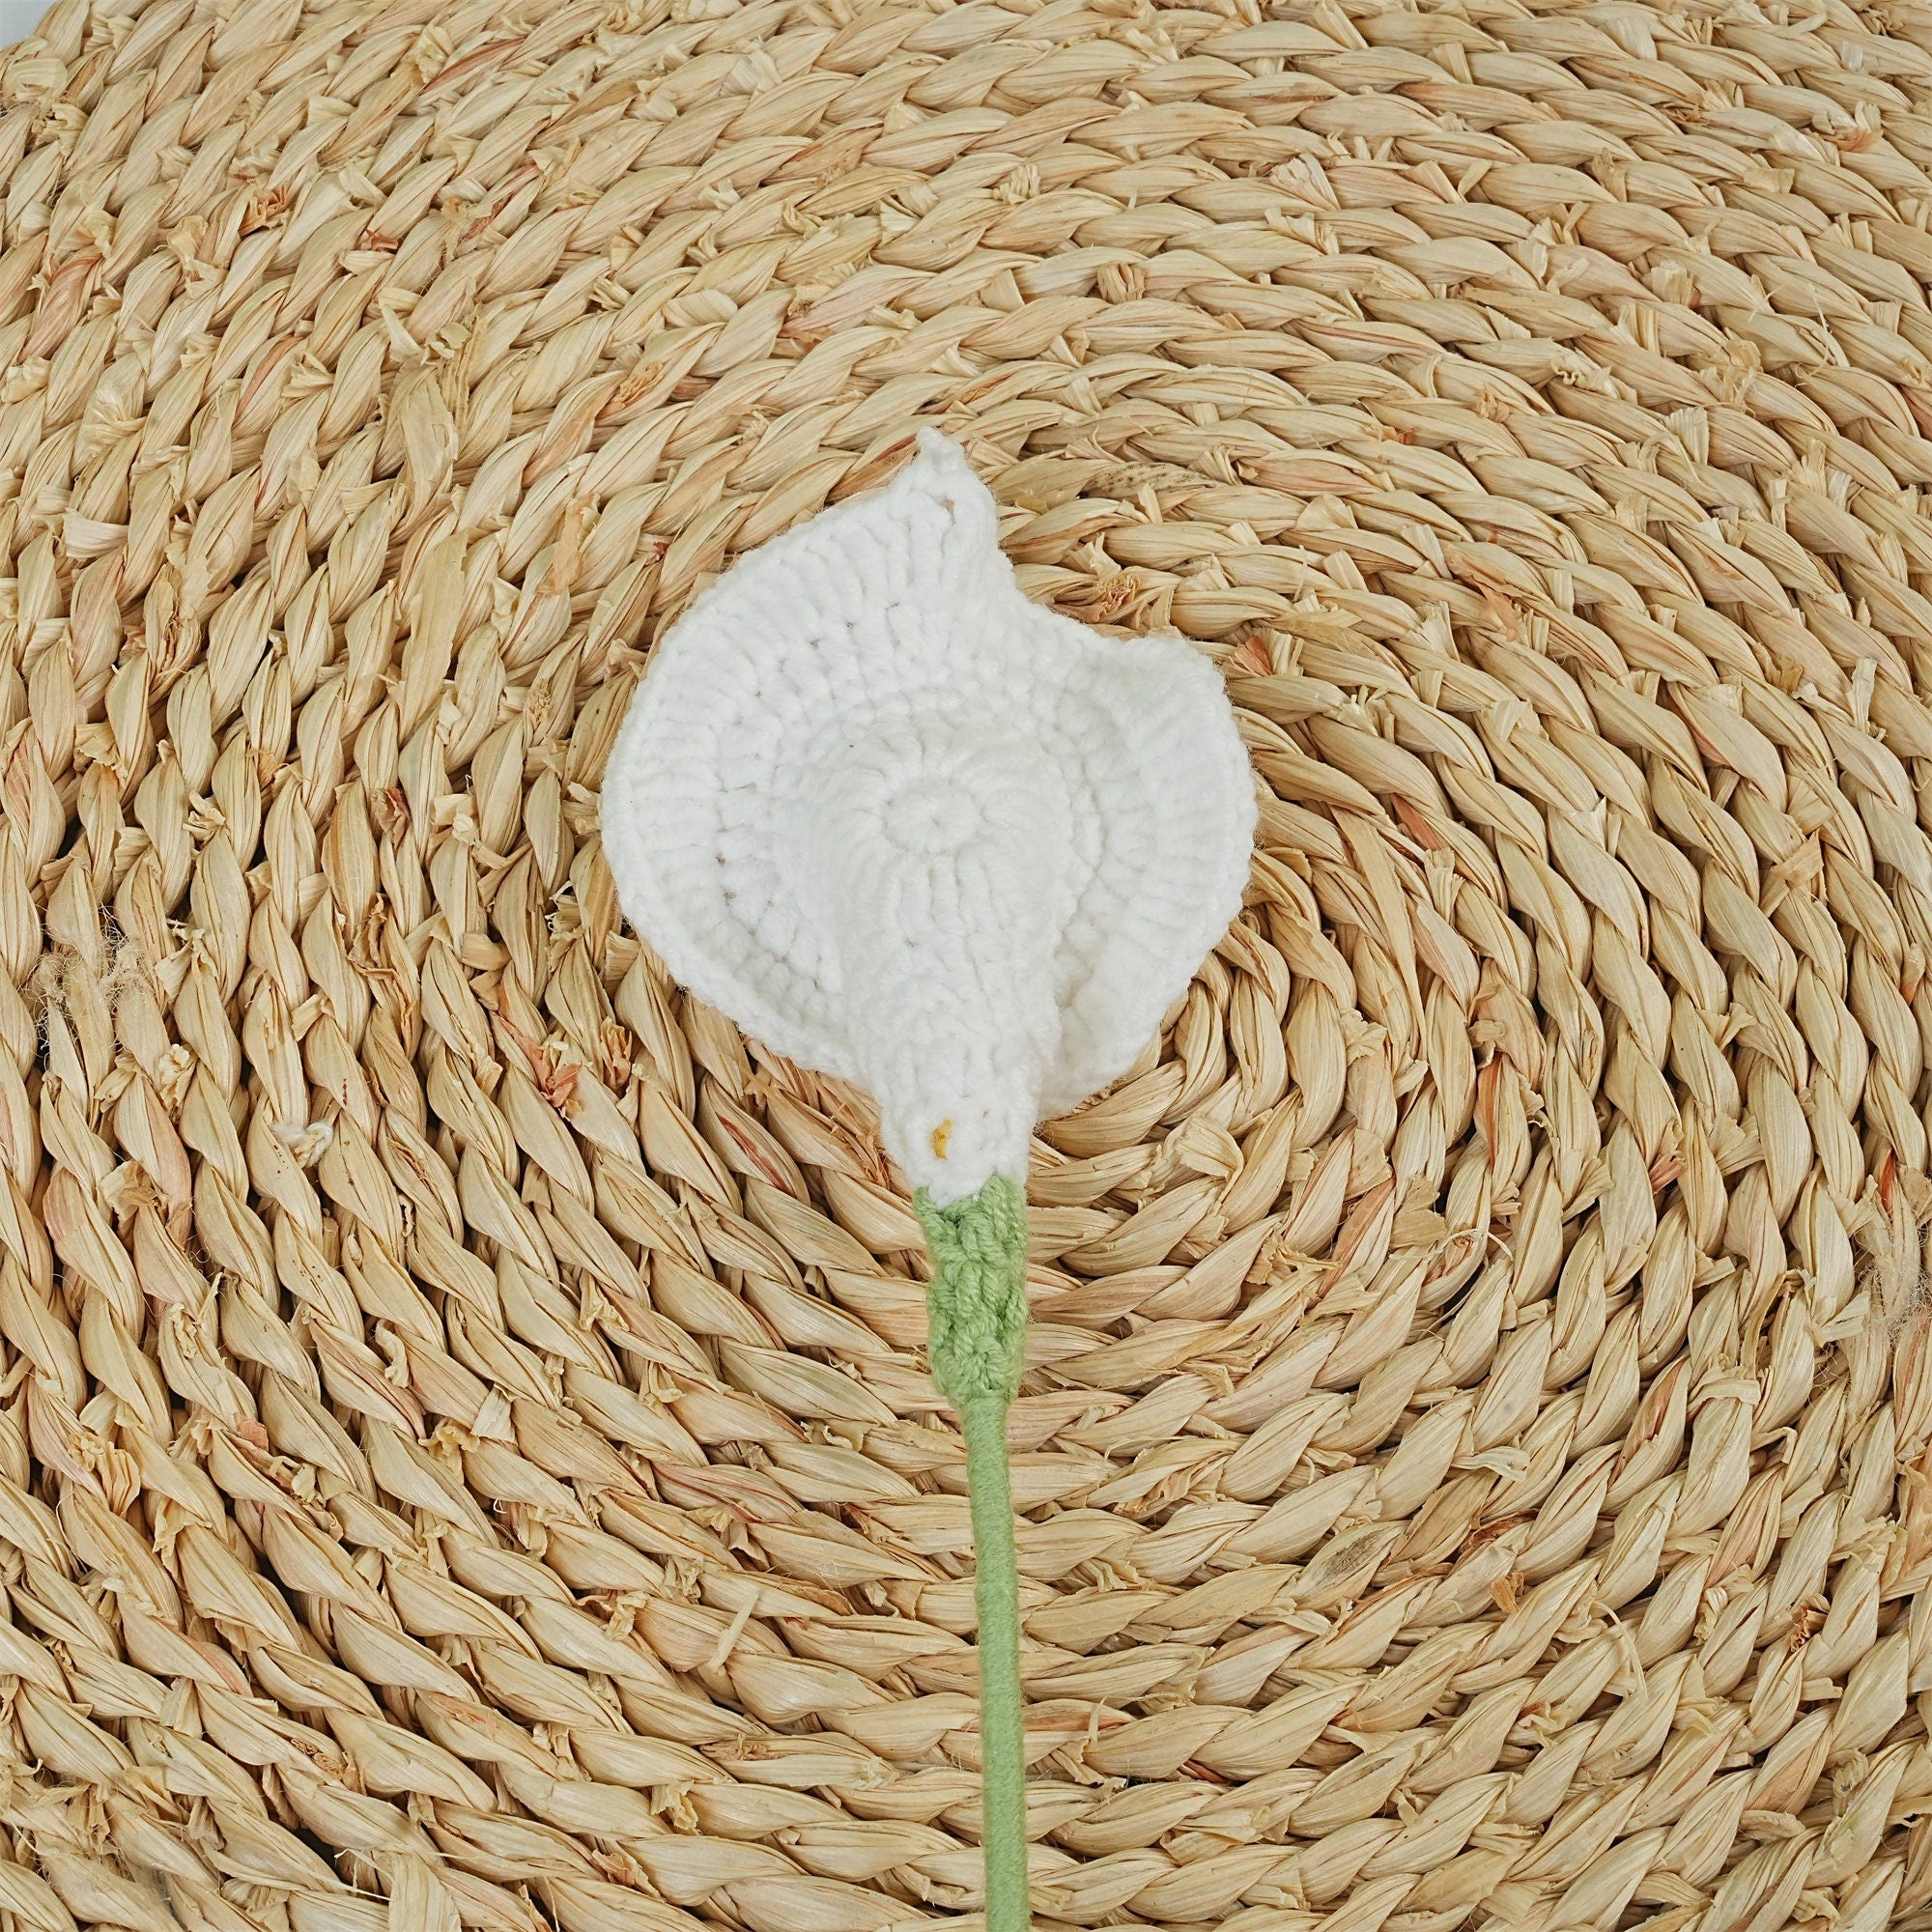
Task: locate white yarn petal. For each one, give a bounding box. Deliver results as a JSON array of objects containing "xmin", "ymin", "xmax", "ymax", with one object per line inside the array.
[{"xmin": 602, "ymin": 430, "xmax": 1256, "ymax": 1206}]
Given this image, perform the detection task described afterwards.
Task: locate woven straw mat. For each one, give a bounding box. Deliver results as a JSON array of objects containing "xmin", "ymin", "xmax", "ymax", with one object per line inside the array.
[{"xmin": 12, "ymin": 1, "xmax": 1932, "ymax": 1931}]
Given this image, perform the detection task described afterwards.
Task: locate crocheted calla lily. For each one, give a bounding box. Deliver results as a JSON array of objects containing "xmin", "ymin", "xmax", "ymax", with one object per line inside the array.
[{"xmin": 602, "ymin": 428, "xmax": 1254, "ymax": 1932}]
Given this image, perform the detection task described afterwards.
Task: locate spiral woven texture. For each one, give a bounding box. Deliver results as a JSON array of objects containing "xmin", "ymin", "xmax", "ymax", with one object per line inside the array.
[{"xmin": 1, "ymin": 1, "xmax": 1931, "ymax": 1931}]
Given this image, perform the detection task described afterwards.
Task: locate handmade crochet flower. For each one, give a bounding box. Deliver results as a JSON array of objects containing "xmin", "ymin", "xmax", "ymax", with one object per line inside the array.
[
  {"xmin": 603, "ymin": 428, "xmax": 1255, "ymax": 1208},
  {"xmin": 602, "ymin": 428, "xmax": 1254, "ymax": 1932}
]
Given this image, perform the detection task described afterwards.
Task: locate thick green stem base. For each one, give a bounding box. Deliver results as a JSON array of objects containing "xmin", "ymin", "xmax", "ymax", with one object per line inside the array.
[{"xmin": 915, "ymin": 1177, "xmax": 1031, "ymax": 1932}]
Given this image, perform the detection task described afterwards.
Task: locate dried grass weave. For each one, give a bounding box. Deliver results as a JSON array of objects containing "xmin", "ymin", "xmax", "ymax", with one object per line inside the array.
[{"xmin": 0, "ymin": 0, "xmax": 1929, "ymax": 1930}]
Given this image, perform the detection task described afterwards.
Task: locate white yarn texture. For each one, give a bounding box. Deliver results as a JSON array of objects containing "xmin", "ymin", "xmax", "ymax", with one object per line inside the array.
[{"xmin": 602, "ymin": 430, "xmax": 1256, "ymax": 1206}]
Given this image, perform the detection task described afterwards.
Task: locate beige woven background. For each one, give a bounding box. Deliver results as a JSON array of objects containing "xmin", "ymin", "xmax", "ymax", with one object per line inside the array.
[{"xmin": 0, "ymin": 0, "xmax": 1927, "ymax": 1930}]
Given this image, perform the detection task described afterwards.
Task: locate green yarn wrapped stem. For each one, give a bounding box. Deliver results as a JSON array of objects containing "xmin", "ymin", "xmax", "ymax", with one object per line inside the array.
[
  {"xmin": 960, "ymin": 1392, "xmax": 1026, "ymax": 1932},
  {"xmin": 916, "ymin": 1176, "xmax": 1030, "ymax": 1932}
]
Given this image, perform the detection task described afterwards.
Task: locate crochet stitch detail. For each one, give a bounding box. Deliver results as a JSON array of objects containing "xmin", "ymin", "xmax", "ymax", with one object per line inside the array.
[{"xmin": 916, "ymin": 1175, "xmax": 1030, "ymax": 1409}]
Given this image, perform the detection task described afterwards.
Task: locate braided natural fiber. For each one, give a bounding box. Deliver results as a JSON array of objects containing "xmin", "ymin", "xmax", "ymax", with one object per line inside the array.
[{"xmin": 0, "ymin": 0, "xmax": 1930, "ymax": 1929}]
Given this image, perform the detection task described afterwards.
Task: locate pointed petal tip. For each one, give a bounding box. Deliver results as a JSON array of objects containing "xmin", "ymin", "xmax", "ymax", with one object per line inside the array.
[
  {"xmin": 914, "ymin": 423, "xmax": 969, "ymax": 469},
  {"xmin": 909, "ymin": 425, "xmax": 989, "ymax": 504}
]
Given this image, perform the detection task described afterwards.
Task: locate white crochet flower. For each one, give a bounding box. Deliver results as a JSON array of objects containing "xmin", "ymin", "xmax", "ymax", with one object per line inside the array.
[{"xmin": 602, "ymin": 430, "xmax": 1255, "ymax": 1206}]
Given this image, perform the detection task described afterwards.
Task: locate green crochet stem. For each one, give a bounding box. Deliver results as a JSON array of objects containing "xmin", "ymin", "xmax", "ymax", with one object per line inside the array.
[{"xmin": 916, "ymin": 1175, "xmax": 1030, "ymax": 1932}]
